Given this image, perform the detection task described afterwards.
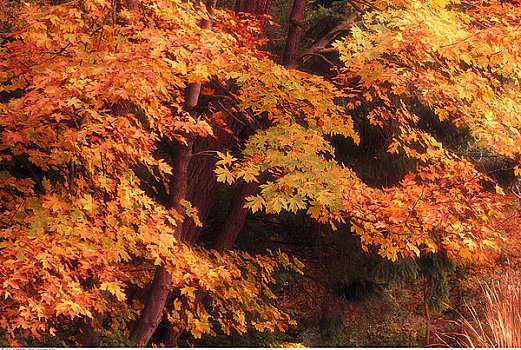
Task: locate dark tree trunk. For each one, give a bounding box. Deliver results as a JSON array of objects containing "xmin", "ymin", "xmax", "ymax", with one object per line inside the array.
[
  {"xmin": 235, "ymin": 0, "xmax": 273, "ymax": 29},
  {"xmin": 130, "ymin": 266, "xmax": 173, "ymax": 346},
  {"xmin": 282, "ymin": 0, "xmax": 306, "ymax": 68},
  {"xmin": 131, "ymin": 141, "xmax": 193, "ymax": 347},
  {"xmin": 129, "ymin": 0, "xmax": 220, "ymax": 344},
  {"xmin": 181, "ymin": 144, "xmax": 217, "ymax": 244},
  {"xmin": 181, "ymin": 114, "xmax": 244, "ymax": 244},
  {"xmin": 214, "ymin": 181, "xmax": 259, "ymax": 252}
]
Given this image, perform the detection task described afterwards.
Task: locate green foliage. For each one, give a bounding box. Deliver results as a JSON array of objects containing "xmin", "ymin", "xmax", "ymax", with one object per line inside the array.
[
  {"xmin": 305, "ymin": 0, "xmax": 349, "ymax": 40},
  {"xmin": 418, "ymin": 252, "xmax": 455, "ymax": 312},
  {"xmin": 298, "ymin": 292, "xmax": 423, "ymax": 347}
]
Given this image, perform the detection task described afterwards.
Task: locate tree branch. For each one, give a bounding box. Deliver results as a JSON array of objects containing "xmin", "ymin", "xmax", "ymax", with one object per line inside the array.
[{"xmin": 300, "ymin": 13, "xmax": 359, "ymax": 62}]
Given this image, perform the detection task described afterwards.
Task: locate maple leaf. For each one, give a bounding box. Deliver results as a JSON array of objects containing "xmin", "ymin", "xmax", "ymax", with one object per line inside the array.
[
  {"xmin": 215, "ymin": 151, "xmax": 236, "ymax": 166},
  {"xmin": 244, "ymin": 195, "xmax": 265, "ymax": 213},
  {"xmin": 287, "ymin": 196, "xmax": 306, "ymax": 213},
  {"xmin": 215, "ymin": 166, "xmax": 235, "ymax": 185},
  {"xmin": 267, "ymin": 196, "xmax": 287, "ymax": 213},
  {"xmin": 100, "ymin": 282, "xmax": 127, "ymax": 302},
  {"xmin": 79, "ymin": 194, "xmax": 95, "ymax": 212},
  {"xmin": 180, "ymin": 286, "xmax": 196, "ymax": 299}
]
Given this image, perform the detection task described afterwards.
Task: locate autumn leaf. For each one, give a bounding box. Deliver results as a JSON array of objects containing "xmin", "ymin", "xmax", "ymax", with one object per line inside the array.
[
  {"xmin": 244, "ymin": 195, "xmax": 265, "ymax": 213},
  {"xmin": 100, "ymin": 282, "xmax": 127, "ymax": 302},
  {"xmin": 215, "ymin": 166, "xmax": 235, "ymax": 185},
  {"xmin": 215, "ymin": 151, "xmax": 236, "ymax": 166}
]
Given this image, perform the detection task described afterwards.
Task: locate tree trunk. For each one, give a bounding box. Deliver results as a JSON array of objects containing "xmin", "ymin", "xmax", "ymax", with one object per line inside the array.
[
  {"xmin": 130, "ymin": 266, "xmax": 173, "ymax": 346},
  {"xmin": 182, "ymin": 116, "xmax": 244, "ymax": 244},
  {"xmin": 130, "ymin": 0, "xmax": 220, "ymax": 345},
  {"xmin": 282, "ymin": 0, "xmax": 306, "ymax": 68},
  {"xmin": 214, "ymin": 181, "xmax": 259, "ymax": 252},
  {"xmin": 181, "ymin": 141, "xmax": 218, "ymax": 244},
  {"xmin": 131, "ymin": 141, "xmax": 193, "ymax": 347},
  {"xmin": 235, "ymin": 0, "xmax": 273, "ymax": 29}
]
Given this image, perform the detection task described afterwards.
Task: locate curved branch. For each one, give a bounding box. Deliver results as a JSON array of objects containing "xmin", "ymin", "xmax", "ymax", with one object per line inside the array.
[{"xmin": 300, "ymin": 13, "xmax": 359, "ymax": 62}]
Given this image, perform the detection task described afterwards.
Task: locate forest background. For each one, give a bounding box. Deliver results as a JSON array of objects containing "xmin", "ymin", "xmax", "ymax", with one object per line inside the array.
[{"xmin": 2, "ymin": 0, "xmax": 521, "ymax": 346}]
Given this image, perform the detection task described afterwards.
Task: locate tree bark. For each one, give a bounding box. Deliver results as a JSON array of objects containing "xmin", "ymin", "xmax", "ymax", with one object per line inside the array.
[
  {"xmin": 235, "ymin": 0, "xmax": 273, "ymax": 29},
  {"xmin": 214, "ymin": 181, "xmax": 259, "ymax": 252},
  {"xmin": 131, "ymin": 141, "xmax": 193, "ymax": 347},
  {"xmin": 129, "ymin": 0, "xmax": 219, "ymax": 346},
  {"xmin": 282, "ymin": 0, "xmax": 306, "ymax": 68},
  {"xmin": 300, "ymin": 13, "xmax": 358, "ymax": 62},
  {"xmin": 130, "ymin": 266, "xmax": 173, "ymax": 346}
]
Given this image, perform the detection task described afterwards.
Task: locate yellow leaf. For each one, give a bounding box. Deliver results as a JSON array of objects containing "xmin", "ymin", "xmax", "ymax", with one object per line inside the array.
[
  {"xmin": 244, "ymin": 195, "xmax": 265, "ymax": 213},
  {"xmin": 100, "ymin": 282, "xmax": 126, "ymax": 301},
  {"xmin": 267, "ymin": 196, "xmax": 287, "ymax": 213},
  {"xmin": 215, "ymin": 151, "xmax": 236, "ymax": 166},
  {"xmin": 79, "ymin": 194, "xmax": 95, "ymax": 212},
  {"xmin": 215, "ymin": 166, "xmax": 235, "ymax": 185}
]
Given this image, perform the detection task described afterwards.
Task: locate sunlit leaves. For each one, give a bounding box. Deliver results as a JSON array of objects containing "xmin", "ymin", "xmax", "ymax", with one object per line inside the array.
[
  {"xmin": 215, "ymin": 151, "xmax": 236, "ymax": 166},
  {"xmin": 215, "ymin": 0, "xmax": 521, "ymax": 265},
  {"xmin": 4, "ymin": 0, "xmax": 521, "ymax": 343},
  {"xmin": 236, "ymin": 61, "xmax": 359, "ymax": 142},
  {"xmin": 244, "ymin": 195, "xmax": 266, "ymax": 213},
  {"xmin": 336, "ymin": 0, "xmax": 521, "ymax": 159},
  {"xmin": 100, "ymin": 281, "xmax": 127, "ymax": 302},
  {"xmin": 215, "ymin": 166, "xmax": 235, "ymax": 185},
  {"xmin": 0, "ymin": 0, "xmax": 321, "ymax": 343}
]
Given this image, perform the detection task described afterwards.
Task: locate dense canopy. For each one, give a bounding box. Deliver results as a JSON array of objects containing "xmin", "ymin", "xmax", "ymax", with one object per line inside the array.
[{"xmin": 1, "ymin": 0, "xmax": 521, "ymax": 346}]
